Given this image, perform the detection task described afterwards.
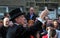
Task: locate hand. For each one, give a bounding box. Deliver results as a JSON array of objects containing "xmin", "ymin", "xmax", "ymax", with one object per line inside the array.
[{"xmin": 39, "ymin": 7, "xmax": 49, "ymax": 20}]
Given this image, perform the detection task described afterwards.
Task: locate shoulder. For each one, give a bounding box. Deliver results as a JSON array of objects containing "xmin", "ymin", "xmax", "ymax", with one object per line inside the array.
[
  {"xmin": 35, "ymin": 20, "xmax": 42, "ymax": 25},
  {"xmin": 7, "ymin": 24, "xmax": 19, "ymax": 34}
]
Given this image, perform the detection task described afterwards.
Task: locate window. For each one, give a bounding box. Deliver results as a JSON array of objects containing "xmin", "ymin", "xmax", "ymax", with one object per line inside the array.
[
  {"xmin": 0, "ymin": 6, "xmax": 8, "ymax": 13},
  {"xmin": 58, "ymin": 7, "xmax": 60, "ymax": 14},
  {"xmin": 30, "ymin": 2, "xmax": 34, "ymax": 7},
  {"xmin": 26, "ymin": 2, "xmax": 34, "ymax": 7},
  {"xmin": 26, "ymin": 8, "xmax": 29, "ymax": 12},
  {"xmin": 0, "ymin": 6, "xmax": 8, "ymax": 18},
  {"xmin": 26, "ymin": 2, "xmax": 30, "ymax": 6},
  {"xmin": 9, "ymin": 6, "xmax": 25, "ymax": 12}
]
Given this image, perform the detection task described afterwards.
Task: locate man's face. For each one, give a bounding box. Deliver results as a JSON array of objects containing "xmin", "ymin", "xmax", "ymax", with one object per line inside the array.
[
  {"xmin": 15, "ymin": 15, "xmax": 27, "ymax": 25},
  {"xmin": 30, "ymin": 8, "xmax": 34, "ymax": 14}
]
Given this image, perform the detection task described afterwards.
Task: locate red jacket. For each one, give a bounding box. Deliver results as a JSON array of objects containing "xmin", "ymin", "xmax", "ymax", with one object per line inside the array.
[
  {"xmin": 30, "ymin": 35, "xmax": 34, "ymax": 38},
  {"xmin": 42, "ymin": 34, "xmax": 48, "ymax": 38}
]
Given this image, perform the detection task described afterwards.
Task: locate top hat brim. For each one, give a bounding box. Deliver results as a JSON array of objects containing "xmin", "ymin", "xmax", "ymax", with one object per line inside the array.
[{"xmin": 10, "ymin": 12, "xmax": 25, "ymax": 21}]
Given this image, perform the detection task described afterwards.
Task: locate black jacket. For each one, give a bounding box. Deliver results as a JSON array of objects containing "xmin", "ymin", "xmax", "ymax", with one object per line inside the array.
[
  {"xmin": 2, "ymin": 26, "xmax": 9, "ymax": 38},
  {"xmin": 0, "ymin": 26, "xmax": 4, "ymax": 38},
  {"xmin": 26, "ymin": 13, "xmax": 37, "ymax": 21},
  {"xmin": 6, "ymin": 20, "xmax": 43, "ymax": 38}
]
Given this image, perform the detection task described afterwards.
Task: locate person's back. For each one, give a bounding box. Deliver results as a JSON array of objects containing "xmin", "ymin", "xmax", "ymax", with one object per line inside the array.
[
  {"xmin": 2, "ymin": 26, "xmax": 9, "ymax": 38},
  {"xmin": 7, "ymin": 24, "xmax": 23, "ymax": 38}
]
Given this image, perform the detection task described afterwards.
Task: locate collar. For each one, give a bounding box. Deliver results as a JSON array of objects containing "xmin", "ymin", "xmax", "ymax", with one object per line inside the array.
[{"xmin": 14, "ymin": 23, "xmax": 19, "ymax": 26}]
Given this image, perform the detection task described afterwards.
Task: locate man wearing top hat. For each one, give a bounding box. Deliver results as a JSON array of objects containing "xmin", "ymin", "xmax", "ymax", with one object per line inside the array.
[{"xmin": 6, "ymin": 8, "xmax": 49, "ymax": 38}]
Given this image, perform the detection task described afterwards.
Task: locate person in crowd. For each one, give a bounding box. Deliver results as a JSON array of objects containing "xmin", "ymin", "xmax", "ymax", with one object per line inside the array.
[
  {"xmin": 42, "ymin": 22, "xmax": 47, "ymax": 30},
  {"xmin": 9, "ymin": 21, "xmax": 13, "ymax": 27},
  {"xmin": 28, "ymin": 20, "xmax": 35, "ymax": 38},
  {"xmin": 38, "ymin": 22, "xmax": 47, "ymax": 38},
  {"xmin": 4, "ymin": 13, "xmax": 10, "ymax": 18},
  {"xmin": 0, "ymin": 20, "xmax": 3, "ymax": 28},
  {"xmin": 36, "ymin": 7, "xmax": 49, "ymax": 38},
  {"xmin": 57, "ymin": 16, "xmax": 60, "ymax": 30},
  {"xmin": 3, "ymin": 16, "xmax": 10, "ymax": 27},
  {"xmin": 44, "ymin": 16, "xmax": 50, "ymax": 21},
  {"xmin": 57, "ymin": 16, "xmax": 60, "ymax": 23},
  {"xmin": 28, "ymin": 20, "xmax": 34, "ymax": 27},
  {"xmin": 53, "ymin": 20, "xmax": 60, "ymax": 38},
  {"xmin": 53, "ymin": 20, "xmax": 59, "ymax": 30},
  {"xmin": 46, "ymin": 23, "xmax": 54, "ymax": 38},
  {"xmin": 46, "ymin": 19, "xmax": 53, "ymax": 27},
  {"xmin": 2, "ymin": 16, "xmax": 10, "ymax": 38},
  {"xmin": 3, "ymin": 12, "xmax": 13, "ymax": 26},
  {"xmin": 6, "ymin": 7, "xmax": 49, "ymax": 38},
  {"xmin": 0, "ymin": 20, "xmax": 3, "ymax": 38},
  {"xmin": 36, "ymin": 32, "xmax": 40, "ymax": 38},
  {"xmin": 26, "ymin": 7, "xmax": 37, "ymax": 22},
  {"xmin": 50, "ymin": 29, "xmax": 57, "ymax": 38},
  {"xmin": 2, "ymin": 13, "xmax": 9, "ymax": 20}
]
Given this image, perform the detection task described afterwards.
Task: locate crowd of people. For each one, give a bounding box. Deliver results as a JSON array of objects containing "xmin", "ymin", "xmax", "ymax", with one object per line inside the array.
[{"xmin": 0, "ymin": 7, "xmax": 60, "ymax": 38}]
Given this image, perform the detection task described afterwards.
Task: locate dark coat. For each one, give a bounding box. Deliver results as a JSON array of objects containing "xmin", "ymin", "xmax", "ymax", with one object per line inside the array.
[
  {"xmin": 26, "ymin": 13, "xmax": 37, "ymax": 21},
  {"xmin": 2, "ymin": 26, "xmax": 9, "ymax": 38},
  {"xmin": 0, "ymin": 26, "xmax": 4, "ymax": 38},
  {"xmin": 6, "ymin": 20, "xmax": 43, "ymax": 38}
]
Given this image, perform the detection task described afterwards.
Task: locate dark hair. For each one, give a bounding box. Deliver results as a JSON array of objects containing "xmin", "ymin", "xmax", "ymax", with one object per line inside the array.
[
  {"xmin": 46, "ymin": 23, "xmax": 54, "ymax": 28},
  {"xmin": 44, "ymin": 16, "xmax": 50, "ymax": 20},
  {"xmin": 4, "ymin": 13, "xmax": 8, "ymax": 16},
  {"xmin": 11, "ymin": 19, "xmax": 16, "ymax": 23},
  {"xmin": 53, "ymin": 20, "xmax": 59, "ymax": 26},
  {"xmin": 50, "ymin": 29, "xmax": 56, "ymax": 38}
]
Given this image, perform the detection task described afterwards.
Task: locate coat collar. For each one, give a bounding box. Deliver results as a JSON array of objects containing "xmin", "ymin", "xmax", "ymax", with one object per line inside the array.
[{"xmin": 14, "ymin": 23, "xmax": 20, "ymax": 26}]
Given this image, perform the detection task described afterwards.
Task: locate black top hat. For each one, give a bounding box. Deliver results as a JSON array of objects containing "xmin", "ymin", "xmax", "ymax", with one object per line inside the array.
[{"xmin": 9, "ymin": 8, "xmax": 25, "ymax": 21}]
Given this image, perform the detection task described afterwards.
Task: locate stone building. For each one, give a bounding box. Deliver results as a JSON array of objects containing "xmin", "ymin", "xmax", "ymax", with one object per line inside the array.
[{"xmin": 0, "ymin": 0, "xmax": 60, "ymax": 19}]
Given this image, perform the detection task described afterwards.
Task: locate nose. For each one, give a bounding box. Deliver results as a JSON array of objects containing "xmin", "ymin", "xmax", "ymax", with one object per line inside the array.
[
  {"xmin": 24, "ymin": 18, "xmax": 27, "ymax": 22},
  {"xmin": 23, "ymin": 17, "xmax": 26, "ymax": 20},
  {"xmin": 23, "ymin": 17, "xmax": 27, "ymax": 23}
]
